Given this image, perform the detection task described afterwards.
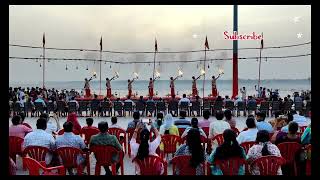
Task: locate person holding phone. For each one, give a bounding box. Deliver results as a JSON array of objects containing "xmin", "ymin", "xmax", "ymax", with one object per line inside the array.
[{"xmin": 130, "ymin": 122, "xmax": 163, "ymax": 175}]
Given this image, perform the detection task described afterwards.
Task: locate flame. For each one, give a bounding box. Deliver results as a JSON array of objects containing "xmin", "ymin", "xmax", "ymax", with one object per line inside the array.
[
  {"xmin": 93, "ymin": 71, "xmax": 97, "ymax": 77},
  {"xmin": 115, "ymin": 72, "xmax": 119, "ymax": 77},
  {"xmin": 218, "ymin": 68, "xmax": 224, "ymax": 74},
  {"xmin": 200, "ymin": 69, "xmax": 205, "ymax": 75},
  {"xmin": 134, "ymin": 72, "xmax": 139, "ymax": 78},
  {"xmin": 155, "ymin": 71, "xmax": 160, "ymax": 78},
  {"xmin": 178, "ymin": 69, "xmax": 183, "ymax": 76}
]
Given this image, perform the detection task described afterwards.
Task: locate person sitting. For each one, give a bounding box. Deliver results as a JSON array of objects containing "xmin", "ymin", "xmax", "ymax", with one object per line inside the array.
[
  {"xmin": 291, "ymin": 110, "xmax": 308, "ymax": 127},
  {"xmin": 223, "ymin": 95, "xmax": 233, "ymax": 104},
  {"xmin": 146, "ymin": 96, "xmax": 155, "ymax": 103},
  {"xmin": 159, "ymin": 114, "xmax": 179, "ymax": 135},
  {"xmin": 55, "ymin": 122, "xmax": 87, "ymax": 175},
  {"xmin": 66, "ymin": 112, "xmax": 82, "ymax": 135},
  {"xmin": 81, "ymin": 117, "xmax": 99, "ymax": 131},
  {"xmin": 208, "ymin": 129, "xmax": 246, "ymax": 175},
  {"xmin": 23, "ymin": 118, "xmax": 56, "ymax": 165},
  {"xmin": 198, "ymin": 110, "xmax": 211, "ymax": 128},
  {"xmin": 153, "ymin": 112, "xmax": 164, "ymax": 130},
  {"xmin": 168, "ymin": 95, "xmax": 179, "ymax": 116},
  {"xmin": 91, "ymin": 94, "xmax": 101, "ymax": 116},
  {"xmin": 109, "ymin": 116, "xmax": 124, "ymax": 130},
  {"xmin": 191, "ymin": 96, "xmax": 201, "ymax": 116},
  {"xmin": 181, "ymin": 118, "xmax": 207, "ymax": 138},
  {"xmin": 247, "ymin": 130, "xmax": 282, "ymax": 175},
  {"xmin": 9, "ymin": 115, "xmax": 32, "ymax": 139},
  {"xmin": 301, "ymin": 124, "xmax": 311, "ymax": 145},
  {"xmin": 256, "ymin": 112, "xmax": 273, "ymax": 133},
  {"xmin": 280, "ymin": 113, "xmax": 294, "ymax": 133},
  {"xmin": 178, "ymin": 94, "xmax": 191, "ymax": 106},
  {"xmin": 90, "ymin": 121, "xmax": 122, "ymax": 175},
  {"xmin": 208, "ymin": 111, "xmax": 230, "ymax": 139},
  {"xmin": 224, "ymin": 109, "xmax": 236, "ymax": 129},
  {"xmin": 19, "ymin": 112, "xmax": 32, "ymax": 129},
  {"xmin": 69, "ymin": 96, "xmax": 79, "ymax": 110},
  {"xmin": 174, "ymin": 128, "xmax": 206, "ymax": 175},
  {"xmin": 236, "ymin": 117, "xmax": 259, "ymax": 144},
  {"xmin": 268, "ymin": 112, "xmax": 286, "ymax": 131},
  {"xmin": 130, "ymin": 122, "xmax": 163, "ymax": 175},
  {"xmin": 275, "ymin": 121, "xmax": 300, "ymax": 145},
  {"xmin": 127, "ymin": 111, "xmax": 142, "ymax": 131},
  {"xmin": 174, "ymin": 110, "xmax": 191, "ymax": 129},
  {"xmin": 124, "ymin": 95, "xmax": 135, "ymax": 106}
]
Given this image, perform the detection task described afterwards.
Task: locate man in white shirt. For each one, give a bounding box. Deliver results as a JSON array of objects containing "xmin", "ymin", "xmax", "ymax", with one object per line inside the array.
[
  {"xmin": 124, "ymin": 95, "xmax": 136, "ymax": 106},
  {"xmin": 236, "ymin": 117, "xmax": 259, "ymax": 144},
  {"xmin": 208, "ymin": 111, "xmax": 230, "ymax": 138},
  {"xmin": 109, "ymin": 116, "xmax": 125, "ymax": 131},
  {"xmin": 240, "ymin": 87, "xmax": 247, "ymax": 101},
  {"xmin": 178, "ymin": 94, "xmax": 191, "ymax": 106}
]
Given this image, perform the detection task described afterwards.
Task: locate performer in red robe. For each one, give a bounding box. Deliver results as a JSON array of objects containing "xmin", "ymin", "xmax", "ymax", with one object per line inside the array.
[
  {"xmin": 211, "ymin": 74, "xmax": 221, "ymax": 97},
  {"xmin": 128, "ymin": 78, "xmax": 135, "ymax": 97},
  {"xmin": 84, "ymin": 77, "xmax": 92, "ymax": 98},
  {"xmin": 148, "ymin": 78, "xmax": 155, "ymax": 97},
  {"xmin": 106, "ymin": 77, "xmax": 116, "ymax": 98},
  {"xmin": 192, "ymin": 75, "xmax": 202, "ymax": 97},
  {"xmin": 170, "ymin": 76, "xmax": 178, "ymax": 97}
]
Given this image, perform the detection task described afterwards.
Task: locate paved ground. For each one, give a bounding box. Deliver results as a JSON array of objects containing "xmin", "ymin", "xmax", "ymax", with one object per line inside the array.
[{"xmin": 11, "ymin": 114, "xmax": 311, "ymax": 175}]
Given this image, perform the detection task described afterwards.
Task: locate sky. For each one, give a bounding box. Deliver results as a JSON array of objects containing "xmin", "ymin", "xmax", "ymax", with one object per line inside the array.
[{"xmin": 9, "ymin": 5, "xmax": 311, "ymax": 82}]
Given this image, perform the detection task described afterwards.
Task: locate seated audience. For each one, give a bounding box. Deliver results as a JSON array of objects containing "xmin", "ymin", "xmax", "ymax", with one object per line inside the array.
[
  {"xmin": 109, "ymin": 116, "xmax": 124, "ymax": 130},
  {"xmin": 247, "ymin": 130, "xmax": 282, "ymax": 175},
  {"xmin": 174, "ymin": 111, "xmax": 191, "ymax": 129},
  {"xmin": 256, "ymin": 112, "xmax": 273, "ymax": 133},
  {"xmin": 55, "ymin": 122, "xmax": 87, "ymax": 175},
  {"xmin": 224, "ymin": 109, "xmax": 236, "ymax": 129},
  {"xmin": 130, "ymin": 122, "xmax": 163, "ymax": 175},
  {"xmin": 9, "ymin": 115, "xmax": 32, "ymax": 139},
  {"xmin": 208, "ymin": 129, "xmax": 246, "ymax": 175},
  {"xmin": 153, "ymin": 113, "xmax": 164, "ymax": 130},
  {"xmin": 178, "ymin": 94, "xmax": 191, "ymax": 106},
  {"xmin": 90, "ymin": 121, "xmax": 122, "ymax": 175},
  {"xmin": 174, "ymin": 128, "xmax": 206, "ymax": 175},
  {"xmin": 275, "ymin": 121, "xmax": 300, "ymax": 145},
  {"xmin": 281, "ymin": 113, "xmax": 294, "ymax": 133},
  {"xmin": 236, "ymin": 117, "xmax": 258, "ymax": 144},
  {"xmin": 301, "ymin": 124, "xmax": 311, "ymax": 145},
  {"xmin": 198, "ymin": 110, "xmax": 211, "ymax": 128},
  {"xmin": 23, "ymin": 118, "xmax": 56, "ymax": 165},
  {"xmin": 159, "ymin": 114, "xmax": 179, "ymax": 136},
  {"xmin": 209, "ymin": 111, "xmax": 230, "ymax": 139},
  {"xmin": 181, "ymin": 118, "xmax": 207, "ymax": 138}
]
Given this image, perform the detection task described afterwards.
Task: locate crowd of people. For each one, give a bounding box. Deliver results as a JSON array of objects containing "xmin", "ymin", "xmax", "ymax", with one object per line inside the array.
[{"xmin": 9, "ymin": 104, "xmax": 311, "ymax": 175}]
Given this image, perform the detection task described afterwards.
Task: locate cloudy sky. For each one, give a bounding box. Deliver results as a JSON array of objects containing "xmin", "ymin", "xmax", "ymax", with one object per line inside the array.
[{"xmin": 9, "ymin": 5, "xmax": 311, "ymax": 82}]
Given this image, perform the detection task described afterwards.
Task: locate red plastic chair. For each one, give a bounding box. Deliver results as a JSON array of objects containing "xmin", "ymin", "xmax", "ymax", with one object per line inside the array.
[
  {"xmin": 250, "ymin": 155, "xmax": 286, "ymax": 175},
  {"xmin": 23, "ymin": 146, "xmax": 50, "ymax": 167},
  {"xmin": 277, "ymin": 142, "xmax": 302, "ymax": 176},
  {"xmin": 160, "ymin": 135, "xmax": 182, "ymax": 159},
  {"xmin": 172, "ymin": 155, "xmax": 205, "ymax": 175},
  {"xmin": 240, "ymin": 141, "xmax": 256, "ymax": 154},
  {"xmin": 132, "ymin": 155, "xmax": 168, "ymax": 175},
  {"xmin": 231, "ymin": 127, "xmax": 240, "ymax": 135},
  {"xmin": 81, "ymin": 127, "xmax": 100, "ymax": 145},
  {"xmin": 207, "ymin": 157, "xmax": 246, "ymax": 175},
  {"xmin": 9, "ymin": 136, "xmax": 24, "ymax": 163},
  {"xmin": 202, "ymin": 127, "xmax": 209, "ymax": 137},
  {"xmin": 207, "ymin": 134, "xmax": 224, "ymax": 154},
  {"xmin": 305, "ymin": 144, "xmax": 311, "ymax": 176},
  {"xmin": 108, "ymin": 128, "xmax": 127, "ymax": 154},
  {"xmin": 178, "ymin": 128, "xmax": 185, "ymax": 136},
  {"xmin": 22, "ymin": 123, "xmax": 32, "ymax": 129},
  {"xmin": 23, "ymin": 157, "xmax": 65, "ymax": 175},
  {"xmin": 90, "ymin": 145, "xmax": 124, "ymax": 175},
  {"xmin": 56, "ymin": 147, "xmax": 90, "ymax": 175}
]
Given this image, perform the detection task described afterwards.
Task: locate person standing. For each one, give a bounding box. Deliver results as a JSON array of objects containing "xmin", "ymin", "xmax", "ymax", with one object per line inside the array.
[
  {"xmin": 148, "ymin": 78, "xmax": 155, "ymax": 97},
  {"xmin": 84, "ymin": 77, "xmax": 93, "ymax": 98},
  {"xmin": 106, "ymin": 77, "xmax": 116, "ymax": 98},
  {"xmin": 240, "ymin": 87, "xmax": 247, "ymax": 101},
  {"xmin": 192, "ymin": 75, "xmax": 201, "ymax": 97},
  {"xmin": 170, "ymin": 76, "xmax": 178, "ymax": 98},
  {"xmin": 128, "ymin": 78, "xmax": 135, "ymax": 97},
  {"xmin": 211, "ymin": 74, "xmax": 222, "ymax": 97}
]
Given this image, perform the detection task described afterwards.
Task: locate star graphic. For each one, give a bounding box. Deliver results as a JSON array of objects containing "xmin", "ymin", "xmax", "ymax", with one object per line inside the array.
[
  {"xmin": 293, "ymin": 16, "xmax": 301, "ymax": 23},
  {"xmin": 297, "ymin": 33, "xmax": 303, "ymax": 39}
]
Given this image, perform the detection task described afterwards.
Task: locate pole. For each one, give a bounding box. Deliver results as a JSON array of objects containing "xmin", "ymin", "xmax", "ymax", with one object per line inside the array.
[
  {"xmin": 43, "ymin": 45, "xmax": 45, "ymax": 89},
  {"xmin": 153, "ymin": 51, "xmax": 156, "ymax": 80},
  {"xmin": 258, "ymin": 48, "xmax": 262, "ymax": 90},
  {"xmin": 99, "ymin": 51, "xmax": 102, "ymax": 96},
  {"xmin": 232, "ymin": 4, "xmax": 238, "ymax": 99},
  {"xmin": 202, "ymin": 49, "xmax": 206, "ymax": 98}
]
